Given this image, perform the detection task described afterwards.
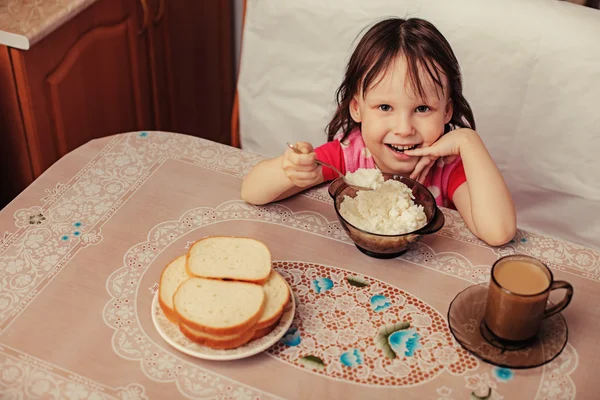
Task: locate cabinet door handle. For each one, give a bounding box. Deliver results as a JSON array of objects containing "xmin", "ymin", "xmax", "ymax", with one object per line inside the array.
[
  {"xmin": 153, "ymin": 0, "xmax": 165, "ymax": 24},
  {"xmin": 138, "ymin": 0, "xmax": 150, "ymax": 34}
]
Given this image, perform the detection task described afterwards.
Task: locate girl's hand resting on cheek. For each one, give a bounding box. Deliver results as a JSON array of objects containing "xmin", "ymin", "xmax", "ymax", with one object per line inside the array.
[
  {"xmin": 282, "ymin": 142, "xmax": 322, "ymax": 188},
  {"xmin": 404, "ymin": 128, "xmax": 475, "ymax": 183}
]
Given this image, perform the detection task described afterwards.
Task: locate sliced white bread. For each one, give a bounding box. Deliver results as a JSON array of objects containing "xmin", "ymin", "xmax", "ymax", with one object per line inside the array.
[
  {"xmin": 256, "ymin": 271, "xmax": 290, "ymax": 329},
  {"xmin": 186, "ymin": 236, "xmax": 272, "ymax": 284},
  {"xmin": 252, "ymin": 319, "xmax": 281, "ymax": 340},
  {"xmin": 179, "ymin": 322, "xmax": 257, "ymax": 350},
  {"xmin": 158, "ymin": 255, "xmax": 190, "ymax": 323},
  {"xmin": 173, "ymin": 277, "xmax": 266, "ymax": 335}
]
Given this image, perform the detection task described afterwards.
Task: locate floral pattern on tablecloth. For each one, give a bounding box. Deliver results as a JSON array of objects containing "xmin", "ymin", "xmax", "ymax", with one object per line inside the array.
[
  {"xmin": 0, "ymin": 344, "xmax": 148, "ymax": 399},
  {"xmin": 440, "ymin": 210, "xmax": 600, "ymax": 282},
  {"xmin": 104, "ymin": 199, "xmax": 577, "ymax": 398},
  {"xmin": 429, "ymin": 342, "xmax": 577, "ymax": 399},
  {"xmin": 494, "ymin": 230, "xmax": 600, "ymax": 281},
  {"xmin": 266, "ymin": 261, "xmax": 478, "ymax": 386}
]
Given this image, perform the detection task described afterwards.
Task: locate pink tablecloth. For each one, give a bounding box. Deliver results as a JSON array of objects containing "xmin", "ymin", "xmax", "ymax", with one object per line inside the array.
[{"xmin": 0, "ymin": 131, "xmax": 598, "ymax": 399}]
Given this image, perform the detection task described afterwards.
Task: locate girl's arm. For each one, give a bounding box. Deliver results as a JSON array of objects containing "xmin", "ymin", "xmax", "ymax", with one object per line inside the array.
[
  {"xmin": 241, "ymin": 142, "xmax": 324, "ymax": 205},
  {"xmin": 449, "ymin": 131, "xmax": 516, "ymax": 246},
  {"xmin": 406, "ymin": 128, "xmax": 516, "ymax": 246}
]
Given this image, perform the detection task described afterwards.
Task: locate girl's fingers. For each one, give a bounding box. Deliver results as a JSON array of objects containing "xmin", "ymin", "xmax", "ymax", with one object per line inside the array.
[
  {"xmin": 405, "ymin": 143, "xmax": 442, "ymax": 158},
  {"xmin": 287, "ymin": 170, "xmax": 321, "ymax": 187},
  {"xmin": 284, "ymin": 150, "xmax": 318, "ymax": 169},
  {"xmin": 296, "ymin": 155, "xmax": 318, "ymax": 167},
  {"xmin": 410, "ymin": 157, "xmax": 431, "ymax": 180},
  {"xmin": 293, "ymin": 169, "xmax": 320, "ymax": 180},
  {"xmin": 404, "ymin": 147, "xmax": 429, "ymax": 157},
  {"xmin": 283, "ymin": 144, "xmax": 321, "ymax": 187},
  {"xmin": 287, "ymin": 148, "xmax": 318, "ymax": 166},
  {"xmin": 290, "ymin": 163, "xmax": 319, "ymax": 173},
  {"xmin": 294, "ymin": 141, "xmax": 315, "ymax": 154}
]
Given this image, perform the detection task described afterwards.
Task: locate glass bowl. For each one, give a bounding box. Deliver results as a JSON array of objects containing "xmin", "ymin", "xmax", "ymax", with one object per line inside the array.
[{"xmin": 328, "ymin": 173, "xmax": 445, "ymax": 259}]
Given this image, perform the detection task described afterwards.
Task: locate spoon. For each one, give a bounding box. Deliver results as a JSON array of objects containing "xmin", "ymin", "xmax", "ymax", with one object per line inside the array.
[{"xmin": 286, "ymin": 143, "xmax": 372, "ymax": 191}]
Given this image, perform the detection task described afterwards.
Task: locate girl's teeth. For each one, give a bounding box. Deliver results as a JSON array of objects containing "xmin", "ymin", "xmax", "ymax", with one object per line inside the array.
[{"xmin": 388, "ymin": 144, "xmax": 417, "ymax": 152}]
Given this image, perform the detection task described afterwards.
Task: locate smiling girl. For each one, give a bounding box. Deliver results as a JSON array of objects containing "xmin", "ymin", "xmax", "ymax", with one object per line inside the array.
[{"xmin": 241, "ymin": 17, "xmax": 516, "ymax": 246}]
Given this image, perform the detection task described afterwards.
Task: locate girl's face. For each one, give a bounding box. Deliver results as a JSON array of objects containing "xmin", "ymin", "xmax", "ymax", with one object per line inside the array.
[{"xmin": 349, "ymin": 57, "xmax": 452, "ymax": 175}]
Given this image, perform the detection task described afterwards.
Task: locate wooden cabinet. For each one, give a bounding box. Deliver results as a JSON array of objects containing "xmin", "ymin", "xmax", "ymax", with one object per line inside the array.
[
  {"xmin": 0, "ymin": 0, "xmax": 234, "ymax": 208},
  {"xmin": 149, "ymin": 0, "xmax": 234, "ymax": 144},
  {"xmin": 9, "ymin": 0, "xmax": 153, "ymax": 178}
]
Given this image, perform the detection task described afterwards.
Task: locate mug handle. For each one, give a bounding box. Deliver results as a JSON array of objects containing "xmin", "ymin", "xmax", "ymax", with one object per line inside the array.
[{"xmin": 543, "ymin": 281, "xmax": 574, "ymax": 319}]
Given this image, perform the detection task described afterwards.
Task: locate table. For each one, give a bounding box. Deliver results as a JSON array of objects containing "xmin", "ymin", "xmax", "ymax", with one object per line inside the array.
[{"xmin": 0, "ymin": 131, "xmax": 597, "ymax": 399}]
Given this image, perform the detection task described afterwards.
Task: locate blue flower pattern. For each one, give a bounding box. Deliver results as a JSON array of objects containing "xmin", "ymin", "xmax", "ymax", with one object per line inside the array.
[
  {"xmin": 59, "ymin": 222, "xmax": 84, "ymax": 241},
  {"xmin": 493, "ymin": 367, "xmax": 514, "ymax": 382},
  {"xmin": 388, "ymin": 328, "xmax": 421, "ymax": 357},
  {"xmin": 340, "ymin": 349, "xmax": 363, "ymax": 367},
  {"xmin": 139, "ymin": 131, "xmax": 149, "ymax": 138},
  {"xmin": 312, "ymin": 277, "xmax": 333, "ymax": 293},
  {"xmin": 370, "ymin": 295, "xmax": 391, "ymax": 312},
  {"xmin": 281, "ymin": 327, "xmax": 301, "ymax": 346}
]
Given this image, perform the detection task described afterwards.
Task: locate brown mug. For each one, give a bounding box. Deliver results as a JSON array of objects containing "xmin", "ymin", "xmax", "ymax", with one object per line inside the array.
[{"xmin": 483, "ymin": 255, "xmax": 574, "ymax": 343}]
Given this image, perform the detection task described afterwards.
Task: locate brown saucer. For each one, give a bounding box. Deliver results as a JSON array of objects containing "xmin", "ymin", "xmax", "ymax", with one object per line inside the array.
[{"xmin": 447, "ymin": 284, "xmax": 568, "ymax": 369}]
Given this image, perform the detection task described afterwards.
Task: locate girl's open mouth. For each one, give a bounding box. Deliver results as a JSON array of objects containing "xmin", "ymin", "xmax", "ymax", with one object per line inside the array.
[{"xmin": 385, "ymin": 143, "xmax": 420, "ymax": 153}]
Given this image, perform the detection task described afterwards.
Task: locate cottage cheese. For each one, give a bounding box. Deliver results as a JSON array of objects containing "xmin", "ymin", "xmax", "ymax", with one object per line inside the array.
[
  {"xmin": 339, "ymin": 169, "xmax": 427, "ymax": 234},
  {"xmin": 344, "ymin": 168, "xmax": 385, "ymax": 189}
]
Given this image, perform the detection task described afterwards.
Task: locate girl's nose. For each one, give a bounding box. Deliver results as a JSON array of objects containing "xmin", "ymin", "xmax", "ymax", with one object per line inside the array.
[{"xmin": 392, "ymin": 115, "xmax": 415, "ymax": 137}]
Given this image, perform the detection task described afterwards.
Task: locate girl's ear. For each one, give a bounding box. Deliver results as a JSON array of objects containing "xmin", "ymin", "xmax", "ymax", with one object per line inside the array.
[
  {"xmin": 444, "ymin": 100, "xmax": 453, "ymax": 124},
  {"xmin": 349, "ymin": 96, "xmax": 362, "ymax": 123}
]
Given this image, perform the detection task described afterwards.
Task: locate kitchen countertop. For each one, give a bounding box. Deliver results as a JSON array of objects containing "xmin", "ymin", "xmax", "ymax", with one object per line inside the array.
[{"xmin": 0, "ymin": 0, "xmax": 97, "ymax": 50}]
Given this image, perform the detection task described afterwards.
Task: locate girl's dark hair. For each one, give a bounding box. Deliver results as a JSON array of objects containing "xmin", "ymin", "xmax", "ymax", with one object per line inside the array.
[{"xmin": 326, "ymin": 18, "xmax": 475, "ymax": 141}]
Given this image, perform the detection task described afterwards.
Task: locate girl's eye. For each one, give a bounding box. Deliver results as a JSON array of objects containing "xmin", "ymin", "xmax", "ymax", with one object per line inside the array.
[
  {"xmin": 415, "ymin": 105, "xmax": 430, "ymax": 113},
  {"xmin": 378, "ymin": 104, "xmax": 392, "ymax": 112}
]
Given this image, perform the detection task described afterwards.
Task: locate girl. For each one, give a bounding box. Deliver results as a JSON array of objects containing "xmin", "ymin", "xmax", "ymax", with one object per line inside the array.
[{"xmin": 241, "ymin": 18, "xmax": 516, "ymax": 246}]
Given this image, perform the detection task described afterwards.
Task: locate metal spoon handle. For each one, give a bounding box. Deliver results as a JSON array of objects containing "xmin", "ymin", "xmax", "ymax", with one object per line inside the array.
[
  {"xmin": 286, "ymin": 142, "xmax": 344, "ymax": 178},
  {"xmin": 315, "ymin": 159, "xmax": 345, "ymax": 178},
  {"xmin": 286, "ymin": 142, "xmax": 372, "ymax": 191}
]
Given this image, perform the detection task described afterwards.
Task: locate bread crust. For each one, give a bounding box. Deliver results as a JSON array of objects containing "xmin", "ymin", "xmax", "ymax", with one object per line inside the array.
[
  {"xmin": 158, "ymin": 294, "xmax": 180, "ymax": 324},
  {"xmin": 252, "ymin": 318, "xmax": 281, "ymax": 340},
  {"xmin": 255, "ymin": 272, "xmax": 291, "ymax": 329},
  {"xmin": 158, "ymin": 255, "xmax": 188, "ymax": 324},
  {"xmin": 179, "ymin": 323, "xmax": 257, "ymax": 350}
]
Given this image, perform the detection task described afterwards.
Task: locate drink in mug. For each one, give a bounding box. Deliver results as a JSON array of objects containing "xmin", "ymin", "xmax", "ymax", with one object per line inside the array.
[{"xmin": 483, "ymin": 255, "xmax": 574, "ymax": 343}]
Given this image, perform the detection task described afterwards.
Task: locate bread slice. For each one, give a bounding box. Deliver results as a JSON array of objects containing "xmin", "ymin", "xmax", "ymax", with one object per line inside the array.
[
  {"xmin": 179, "ymin": 322, "xmax": 257, "ymax": 350},
  {"xmin": 186, "ymin": 236, "xmax": 272, "ymax": 284},
  {"xmin": 173, "ymin": 277, "xmax": 266, "ymax": 335},
  {"xmin": 252, "ymin": 319, "xmax": 281, "ymax": 340},
  {"xmin": 256, "ymin": 271, "xmax": 290, "ymax": 329},
  {"xmin": 158, "ymin": 255, "xmax": 190, "ymax": 323}
]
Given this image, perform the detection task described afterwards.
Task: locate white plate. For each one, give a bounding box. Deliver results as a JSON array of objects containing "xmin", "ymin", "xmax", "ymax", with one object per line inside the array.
[{"xmin": 151, "ymin": 285, "xmax": 296, "ymax": 361}]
